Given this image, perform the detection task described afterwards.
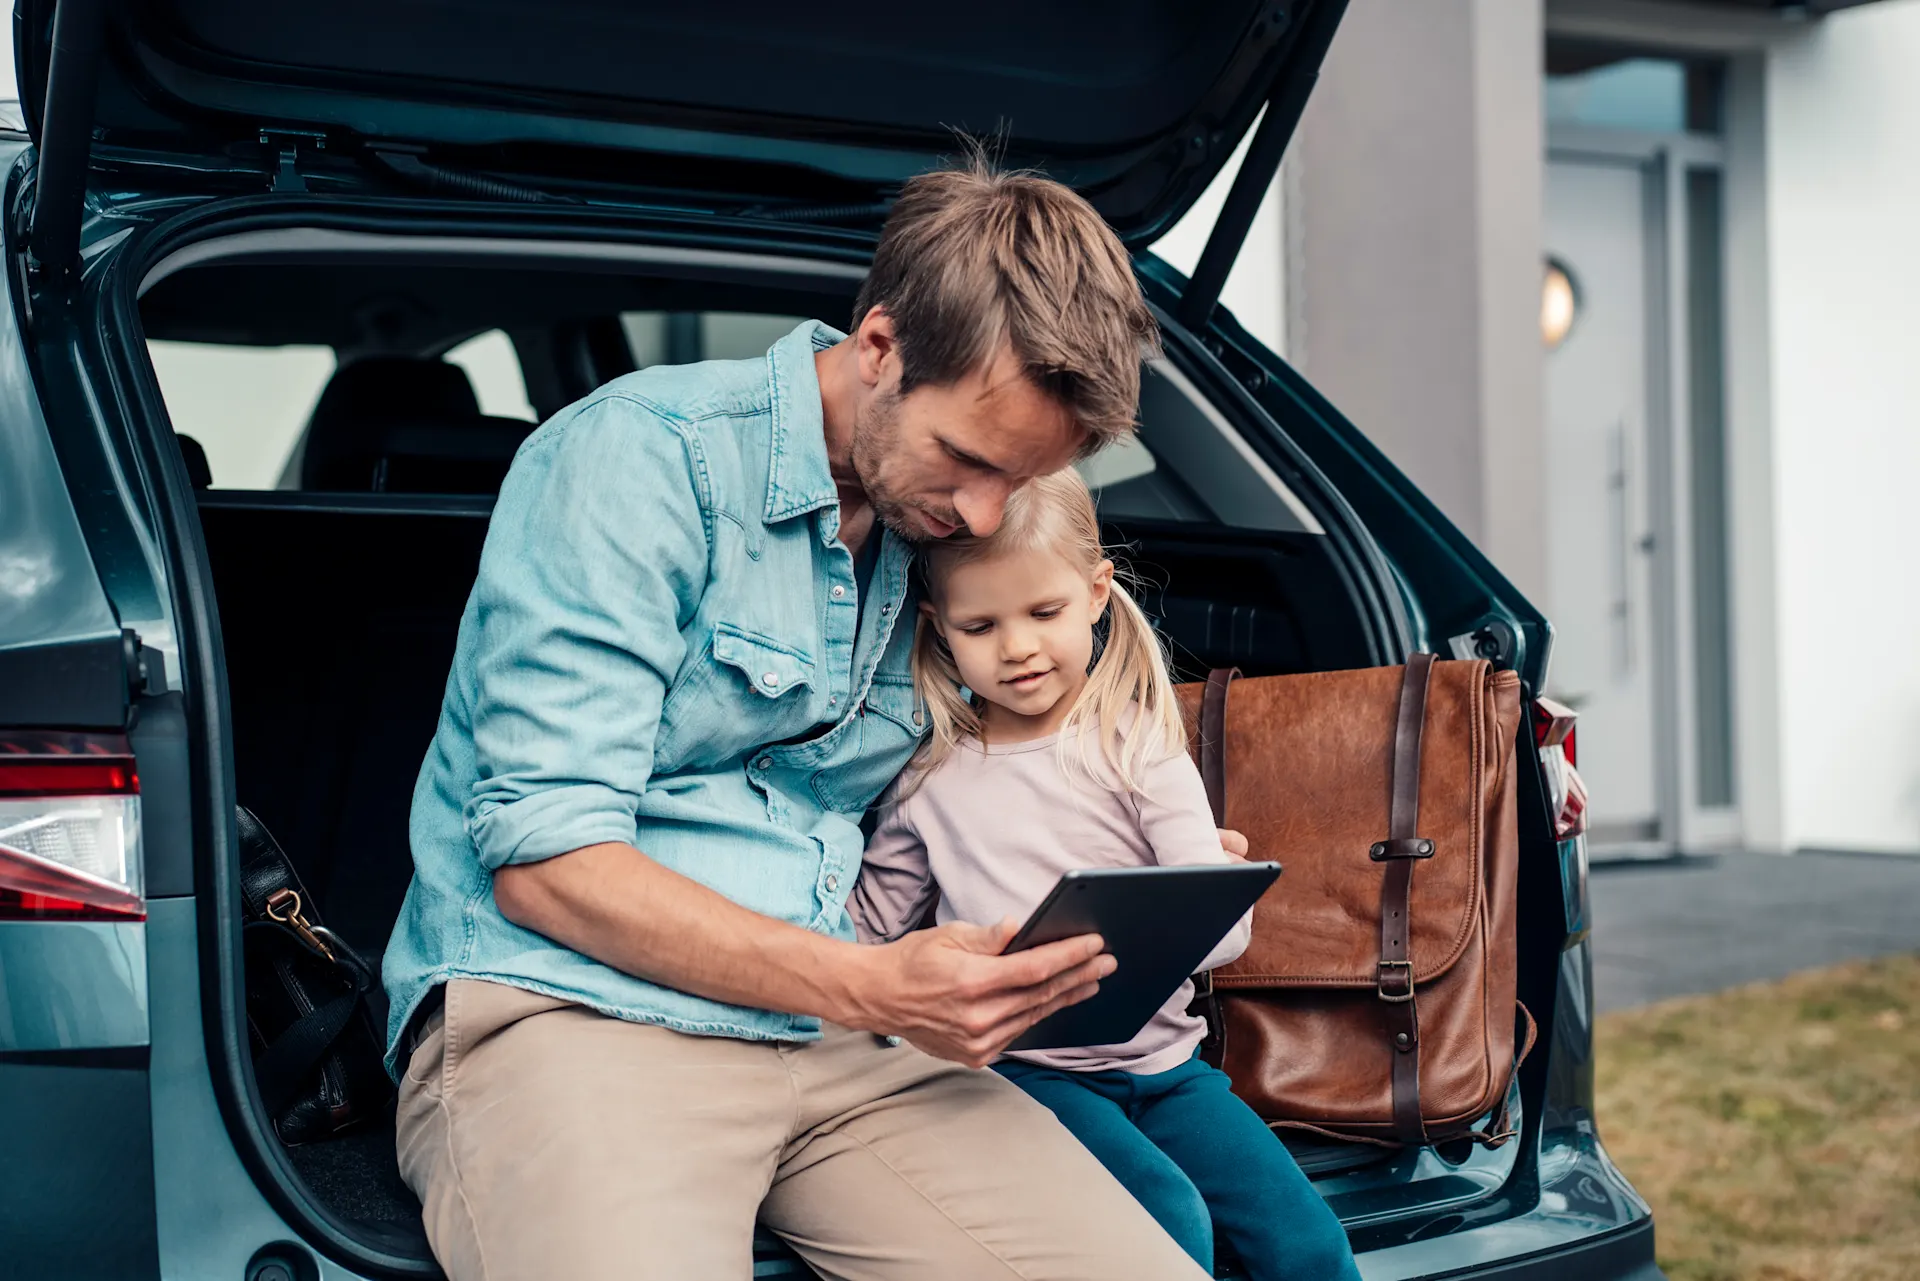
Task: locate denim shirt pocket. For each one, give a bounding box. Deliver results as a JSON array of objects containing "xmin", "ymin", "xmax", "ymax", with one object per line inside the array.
[
  {"xmin": 810, "ymin": 671, "xmax": 923, "ymax": 815},
  {"xmin": 711, "ymin": 622, "xmax": 815, "ymax": 700},
  {"xmin": 657, "ymin": 621, "xmax": 818, "ymax": 769}
]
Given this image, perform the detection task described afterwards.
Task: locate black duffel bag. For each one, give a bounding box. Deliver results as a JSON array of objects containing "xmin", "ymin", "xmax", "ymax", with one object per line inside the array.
[{"xmin": 238, "ymin": 806, "xmax": 393, "ymax": 1145}]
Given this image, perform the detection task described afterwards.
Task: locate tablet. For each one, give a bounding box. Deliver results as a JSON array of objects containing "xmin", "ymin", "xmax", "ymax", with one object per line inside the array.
[{"xmin": 1002, "ymin": 861, "xmax": 1281, "ymax": 1052}]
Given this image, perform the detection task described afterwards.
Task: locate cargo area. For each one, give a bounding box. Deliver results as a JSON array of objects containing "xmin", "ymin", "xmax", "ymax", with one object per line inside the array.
[{"xmin": 144, "ymin": 241, "xmax": 1412, "ymax": 1267}]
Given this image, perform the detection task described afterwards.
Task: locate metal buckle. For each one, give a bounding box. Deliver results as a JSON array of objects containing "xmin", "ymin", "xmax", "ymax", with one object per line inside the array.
[
  {"xmin": 1376, "ymin": 959, "xmax": 1415, "ymax": 1003},
  {"xmin": 1370, "ymin": 838, "xmax": 1436, "ymax": 861}
]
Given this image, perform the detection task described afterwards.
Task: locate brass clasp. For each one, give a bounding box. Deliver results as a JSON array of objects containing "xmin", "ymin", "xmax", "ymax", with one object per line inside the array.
[{"xmin": 265, "ymin": 888, "xmax": 335, "ymax": 961}]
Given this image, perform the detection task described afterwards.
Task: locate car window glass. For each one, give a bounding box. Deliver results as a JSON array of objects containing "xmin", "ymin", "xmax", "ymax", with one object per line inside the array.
[
  {"xmin": 147, "ymin": 340, "xmax": 335, "ymax": 489},
  {"xmin": 622, "ymin": 312, "xmax": 810, "ymax": 367},
  {"xmin": 1077, "ymin": 434, "xmax": 1158, "ymax": 491},
  {"xmin": 444, "ymin": 330, "xmax": 536, "ymax": 421},
  {"xmin": 1078, "ymin": 430, "xmax": 1213, "ymax": 525}
]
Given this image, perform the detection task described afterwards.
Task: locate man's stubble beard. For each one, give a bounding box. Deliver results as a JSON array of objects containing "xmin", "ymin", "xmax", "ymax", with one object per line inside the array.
[{"xmin": 850, "ymin": 385, "xmax": 947, "ymax": 543}]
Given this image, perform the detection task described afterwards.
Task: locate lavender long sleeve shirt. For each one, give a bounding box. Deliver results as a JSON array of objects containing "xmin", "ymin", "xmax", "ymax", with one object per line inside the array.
[{"xmin": 851, "ymin": 725, "xmax": 1252, "ymax": 1074}]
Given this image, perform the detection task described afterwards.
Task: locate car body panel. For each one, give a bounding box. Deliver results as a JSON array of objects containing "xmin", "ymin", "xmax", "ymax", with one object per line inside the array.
[
  {"xmin": 0, "ymin": 156, "xmax": 127, "ymax": 727},
  {"xmin": 0, "ymin": 922, "xmax": 149, "ymax": 1051},
  {"xmin": 0, "ymin": 923, "xmax": 159, "ymax": 1277}
]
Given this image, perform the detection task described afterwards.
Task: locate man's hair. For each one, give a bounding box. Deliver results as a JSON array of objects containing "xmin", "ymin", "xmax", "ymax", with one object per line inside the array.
[{"xmin": 852, "ymin": 155, "xmax": 1160, "ymax": 453}]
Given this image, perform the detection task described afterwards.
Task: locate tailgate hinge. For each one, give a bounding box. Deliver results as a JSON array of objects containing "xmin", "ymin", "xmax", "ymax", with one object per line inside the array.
[
  {"xmin": 121, "ymin": 629, "xmax": 169, "ymax": 700},
  {"xmin": 260, "ymin": 129, "xmax": 327, "ymax": 193},
  {"xmin": 1447, "ymin": 618, "xmax": 1518, "ymax": 669}
]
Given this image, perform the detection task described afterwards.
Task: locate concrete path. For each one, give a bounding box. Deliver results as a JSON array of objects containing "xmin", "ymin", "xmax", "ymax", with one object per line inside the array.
[{"xmin": 1588, "ymin": 850, "xmax": 1920, "ymax": 1014}]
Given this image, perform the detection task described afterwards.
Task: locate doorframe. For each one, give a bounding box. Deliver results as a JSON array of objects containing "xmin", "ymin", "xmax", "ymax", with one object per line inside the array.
[{"xmin": 1547, "ymin": 124, "xmax": 1742, "ymax": 855}]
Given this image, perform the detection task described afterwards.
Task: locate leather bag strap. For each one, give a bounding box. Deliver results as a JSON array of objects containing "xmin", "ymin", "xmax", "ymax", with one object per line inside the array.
[
  {"xmin": 1378, "ymin": 652, "xmax": 1436, "ymax": 1146},
  {"xmin": 253, "ymin": 987, "xmax": 360, "ymax": 1117},
  {"xmin": 1192, "ymin": 667, "xmax": 1241, "ymax": 1061},
  {"xmin": 1199, "ymin": 667, "xmax": 1240, "ymax": 824}
]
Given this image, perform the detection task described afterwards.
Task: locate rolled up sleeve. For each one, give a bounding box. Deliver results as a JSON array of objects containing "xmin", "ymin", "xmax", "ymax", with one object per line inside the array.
[{"xmin": 462, "ymin": 397, "xmax": 708, "ymax": 871}]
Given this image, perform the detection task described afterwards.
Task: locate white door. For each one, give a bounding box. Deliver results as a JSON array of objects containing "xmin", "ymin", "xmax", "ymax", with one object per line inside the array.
[{"xmin": 1544, "ymin": 157, "xmax": 1665, "ymax": 848}]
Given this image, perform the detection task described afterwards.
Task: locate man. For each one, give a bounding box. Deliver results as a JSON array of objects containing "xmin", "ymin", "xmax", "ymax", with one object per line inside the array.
[{"xmin": 384, "ymin": 161, "xmax": 1217, "ymax": 1280}]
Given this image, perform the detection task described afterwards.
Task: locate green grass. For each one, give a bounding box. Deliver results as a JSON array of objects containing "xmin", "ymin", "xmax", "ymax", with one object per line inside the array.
[{"xmin": 1595, "ymin": 953, "xmax": 1920, "ymax": 1281}]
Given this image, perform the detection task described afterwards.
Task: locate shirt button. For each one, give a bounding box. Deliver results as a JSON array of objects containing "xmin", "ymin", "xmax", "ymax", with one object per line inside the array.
[
  {"xmin": 830, "ymin": 585, "xmax": 846, "ymax": 600},
  {"xmin": 825, "ymin": 874, "xmax": 839, "ymax": 892},
  {"xmin": 883, "ymin": 1035, "xmax": 904, "ymax": 1048},
  {"xmin": 755, "ymin": 757, "xmax": 772, "ymax": 770},
  {"xmin": 829, "ymin": 695, "xmax": 839, "ymax": 706},
  {"xmin": 880, "ymin": 604, "xmax": 892, "ymax": 616},
  {"xmin": 762, "ymin": 672, "xmax": 779, "ymax": 687}
]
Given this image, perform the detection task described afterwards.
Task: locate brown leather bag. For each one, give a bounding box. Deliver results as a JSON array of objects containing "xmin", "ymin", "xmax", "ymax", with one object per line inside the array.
[{"xmin": 1176, "ymin": 654, "xmax": 1535, "ymax": 1147}]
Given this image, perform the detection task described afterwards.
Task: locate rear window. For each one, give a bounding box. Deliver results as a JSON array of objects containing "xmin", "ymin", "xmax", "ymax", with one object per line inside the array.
[
  {"xmin": 623, "ymin": 312, "xmax": 808, "ymax": 367},
  {"xmin": 1076, "ymin": 434, "xmax": 1212, "ymax": 523},
  {"xmin": 147, "ymin": 340, "xmax": 335, "ymax": 489},
  {"xmin": 444, "ymin": 330, "xmax": 535, "ymax": 421}
]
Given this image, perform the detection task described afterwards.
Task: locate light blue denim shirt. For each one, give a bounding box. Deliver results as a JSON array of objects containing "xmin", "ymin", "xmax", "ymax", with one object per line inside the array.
[{"xmin": 381, "ymin": 321, "xmax": 923, "ymax": 1075}]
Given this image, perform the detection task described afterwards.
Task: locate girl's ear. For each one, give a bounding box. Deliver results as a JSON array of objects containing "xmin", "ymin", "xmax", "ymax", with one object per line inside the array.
[
  {"xmin": 1088, "ymin": 559, "xmax": 1115, "ymax": 623},
  {"xmin": 919, "ymin": 598, "xmax": 946, "ymax": 638}
]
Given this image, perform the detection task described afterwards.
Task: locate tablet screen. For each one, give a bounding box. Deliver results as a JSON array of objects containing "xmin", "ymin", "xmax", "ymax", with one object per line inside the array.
[{"xmin": 1003, "ymin": 862, "xmax": 1280, "ymax": 1052}]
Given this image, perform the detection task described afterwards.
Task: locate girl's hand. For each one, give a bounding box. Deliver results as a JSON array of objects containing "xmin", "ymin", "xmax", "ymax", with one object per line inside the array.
[{"xmin": 1217, "ymin": 828, "xmax": 1249, "ymax": 860}]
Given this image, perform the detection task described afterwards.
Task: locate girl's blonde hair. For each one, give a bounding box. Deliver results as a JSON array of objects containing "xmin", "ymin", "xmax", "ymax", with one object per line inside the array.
[{"xmin": 909, "ymin": 469, "xmax": 1186, "ymax": 794}]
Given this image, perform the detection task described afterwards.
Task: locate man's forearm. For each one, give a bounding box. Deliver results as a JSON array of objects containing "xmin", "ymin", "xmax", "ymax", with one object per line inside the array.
[{"xmin": 492, "ymin": 841, "xmax": 874, "ymax": 1026}]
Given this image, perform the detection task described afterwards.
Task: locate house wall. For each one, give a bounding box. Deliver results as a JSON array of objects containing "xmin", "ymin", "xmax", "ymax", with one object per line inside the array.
[
  {"xmin": 1765, "ymin": 0, "xmax": 1920, "ymax": 853},
  {"xmin": 1156, "ymin": 1, "xmax": 1547, "ymax": 602}
]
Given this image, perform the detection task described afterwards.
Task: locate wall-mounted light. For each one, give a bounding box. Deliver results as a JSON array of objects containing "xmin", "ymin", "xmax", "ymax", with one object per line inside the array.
[{"xmin": 1542, "ymin": 256, "xmax": 1580, "ymax": 351}]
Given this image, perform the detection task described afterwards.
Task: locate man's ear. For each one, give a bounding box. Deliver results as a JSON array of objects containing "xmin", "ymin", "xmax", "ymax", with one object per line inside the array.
[
  {"xmin": 1088, "ymin": 559, "xmax": 1115, "ymax": 624},
  {"xmin": 855, "ymin": 306, "xmax": 900, "ymax": 392}
]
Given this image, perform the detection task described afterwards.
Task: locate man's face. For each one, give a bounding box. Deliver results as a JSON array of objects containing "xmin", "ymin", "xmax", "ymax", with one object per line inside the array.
[{"xmin": 849, "ymin": 320, "xmax": 1084, "ymax": 542}]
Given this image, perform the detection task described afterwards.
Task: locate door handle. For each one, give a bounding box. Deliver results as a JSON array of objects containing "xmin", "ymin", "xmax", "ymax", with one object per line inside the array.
[{"xmin": 1608, "ymin": 420, "xmax": 1634, "ymax": 679}]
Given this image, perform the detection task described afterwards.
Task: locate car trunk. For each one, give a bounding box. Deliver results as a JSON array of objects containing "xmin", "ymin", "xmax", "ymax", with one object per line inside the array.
[
  {"xmin": 191, "ymin": 493, "xmax": 1398, "ymax": 1266},
  {"xmin": 119, "ymin": 211, "xmax": 1537, "ymax": 1272}
]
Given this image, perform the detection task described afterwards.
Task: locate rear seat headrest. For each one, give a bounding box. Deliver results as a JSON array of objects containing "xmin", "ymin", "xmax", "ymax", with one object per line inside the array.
[
  {"xmin": 311, "ymin": 357, "xmax": 481, "ymax": 427},
  {"xmin": 300, "ymin": 357, "xmax": 532, "ymax": 493},
  {"xmin": 176, "ymin": 433, "xmax": 214, "ymax": 489}
]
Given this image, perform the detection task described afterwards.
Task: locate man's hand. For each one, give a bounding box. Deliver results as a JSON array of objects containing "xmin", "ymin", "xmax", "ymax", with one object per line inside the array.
[
  {"xmin": 1218, "ymin": 828, "xmax": 1249, "ymax": 858},
  {"xmin": 496, "ymin": 842, "xmax": 1115, "ymax": 1070},
  {"xmin": 841, "ymin": 920, "xmax": 1114, "ymax": 1068}
]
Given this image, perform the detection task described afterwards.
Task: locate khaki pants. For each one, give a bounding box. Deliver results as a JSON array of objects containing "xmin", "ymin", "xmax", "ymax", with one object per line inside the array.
[{"xmin": 397, "ymin": 979, "xmax": 1210, "ymax": 1281}]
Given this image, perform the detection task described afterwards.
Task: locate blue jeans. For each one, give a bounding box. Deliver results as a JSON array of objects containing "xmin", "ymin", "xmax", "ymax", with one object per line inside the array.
[{"xmin": 996, "ymin": 1055, "xmax": 1361, "ymax": 1281}]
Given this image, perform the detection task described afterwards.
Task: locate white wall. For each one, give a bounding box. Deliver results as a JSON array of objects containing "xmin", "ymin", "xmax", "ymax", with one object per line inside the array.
[{"xmin": 1767, "ymin": 0, "xmax": 1920, "ymax": 853}]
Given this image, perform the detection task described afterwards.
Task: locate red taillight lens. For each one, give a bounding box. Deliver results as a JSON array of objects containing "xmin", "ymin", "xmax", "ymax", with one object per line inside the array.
[
  {"xmin": 1531, "ymin": 698, "xmax": 1587, "ymax": 841},
  {"xmin": 0, "ymin": 734, "xmax": 144, "ymax": 923},
  {"xmin": 1533, "ymin": 696, "xmax": 1576, "ymax": 755}
]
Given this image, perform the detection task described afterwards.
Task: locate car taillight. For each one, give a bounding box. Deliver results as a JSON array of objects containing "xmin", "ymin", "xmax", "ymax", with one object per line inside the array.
[
  {"xmin": 1532, "ymin": 697, "xmax": 1587, "ymax": 841},
  {"xmin": 0, "ymin": 733, "xmax": 144, "ymax": 922}
]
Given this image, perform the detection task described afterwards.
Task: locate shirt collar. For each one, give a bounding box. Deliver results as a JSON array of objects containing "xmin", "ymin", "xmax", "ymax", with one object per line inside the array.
[{"xmin": 764, "ymin": 320, "xmax": 847, "ymax": 524}]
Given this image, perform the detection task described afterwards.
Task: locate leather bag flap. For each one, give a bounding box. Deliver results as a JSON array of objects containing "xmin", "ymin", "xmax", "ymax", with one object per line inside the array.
[{"xmin": 1178, "ymin": 661, "xmax": 1522, "ymax": 989}]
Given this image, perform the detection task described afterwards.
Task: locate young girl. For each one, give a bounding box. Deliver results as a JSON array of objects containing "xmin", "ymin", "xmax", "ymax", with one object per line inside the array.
[{"xmin": 851, "ymin": 470, "xmax": 1360, "ymax": 1281}]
